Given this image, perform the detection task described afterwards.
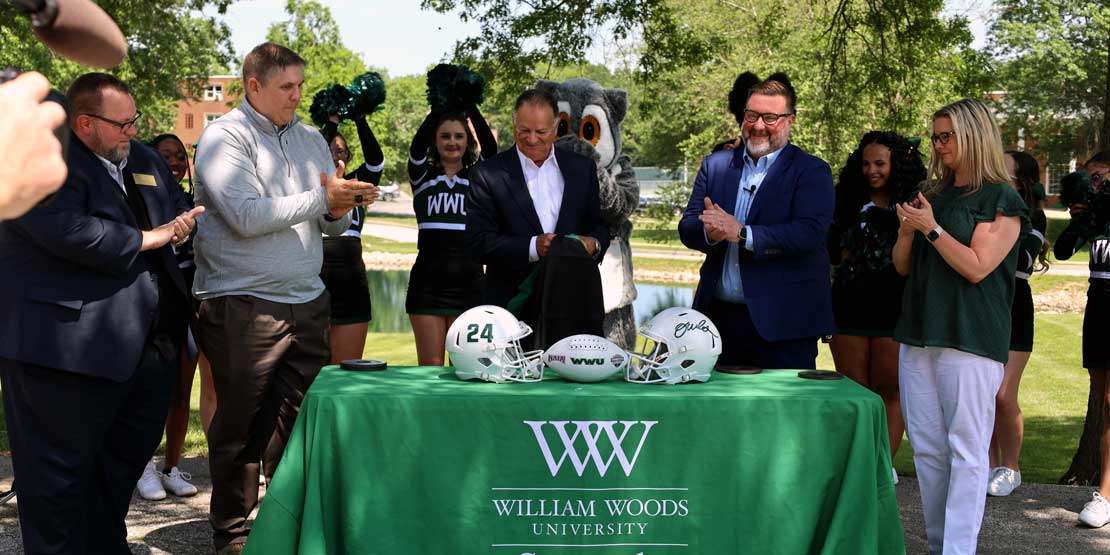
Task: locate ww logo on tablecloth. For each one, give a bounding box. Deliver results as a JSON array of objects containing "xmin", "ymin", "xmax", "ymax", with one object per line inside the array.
[{"xmin": 523, "ymin": 420, "xmax": 658, "ymax": 477}]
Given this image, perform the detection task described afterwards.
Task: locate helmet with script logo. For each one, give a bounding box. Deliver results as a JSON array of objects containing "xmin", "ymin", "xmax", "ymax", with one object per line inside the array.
[
  {"xmin": 446, "ymin": 305, "xmax": 545, "ymax": 383},
  {"xmin": 626, "ymin": 307, "xmax": 721, "ymax": 384},
  {"xmin": 543, "ymin": 334, "xmax": 629, "ymax": 383}
]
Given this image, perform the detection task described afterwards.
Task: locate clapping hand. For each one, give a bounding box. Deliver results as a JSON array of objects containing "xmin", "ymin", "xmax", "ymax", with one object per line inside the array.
[
  {"xmin": 323, "ymin": 160, "xmax": 379, "ymax": 218},
  {"xmin": 699, "ymin": 197, "xmax": 742, "ymax": 243},
  {"xmin": 895, "ymin": 192, "xmax": 938, "ymax": 235}
]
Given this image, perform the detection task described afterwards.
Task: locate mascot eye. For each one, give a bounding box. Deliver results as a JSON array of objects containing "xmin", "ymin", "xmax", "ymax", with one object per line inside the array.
[
  {"xmin": 579, "ymin": 115, "xmax": 601, "ymax": 146},
  {"xmin": 557, "ymin": 113, "xmax": 571, "ymax": 137}
]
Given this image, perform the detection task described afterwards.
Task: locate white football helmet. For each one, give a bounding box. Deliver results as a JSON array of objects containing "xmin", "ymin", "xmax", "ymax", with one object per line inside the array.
[
  {"xmin": 446, "ymin": 305, "xmax": 544, "ymax": 383},
  {"xmin": 626, "ymin": 307, "xmax": 721, "ymax": 385}
]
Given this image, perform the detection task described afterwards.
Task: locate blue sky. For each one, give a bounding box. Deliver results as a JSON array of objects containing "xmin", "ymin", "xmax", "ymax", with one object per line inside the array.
[{"xmin": 219, "ymin": 0, "xmax": 994, "ymax": 78}]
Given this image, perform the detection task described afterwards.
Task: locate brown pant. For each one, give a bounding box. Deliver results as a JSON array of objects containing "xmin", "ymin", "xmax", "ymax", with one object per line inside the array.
[{"xmin": 196, "ymin": 293, "xmax": 330, "ymax": 549}]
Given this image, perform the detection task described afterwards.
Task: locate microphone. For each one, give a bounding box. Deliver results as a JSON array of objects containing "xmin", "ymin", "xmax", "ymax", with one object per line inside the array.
[{"xmin": 9, "ymin": 0, "xmax": 127, "ymax": 68}]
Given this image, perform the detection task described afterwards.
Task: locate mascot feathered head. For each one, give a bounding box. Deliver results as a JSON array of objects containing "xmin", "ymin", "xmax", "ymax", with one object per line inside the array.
[{"xmin": 535, "ymin": 78, "xmax": 627, "ymax": 170}]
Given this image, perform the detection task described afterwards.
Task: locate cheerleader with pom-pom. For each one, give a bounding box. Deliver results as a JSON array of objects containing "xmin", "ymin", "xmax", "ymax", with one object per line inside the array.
[
  {"xmin": 310, "ymin": 73, "xmax": 387, "ymax": 362},
  {"xmin": 406, "ymin": 64, "xmax": 498, "ymax": 366}
]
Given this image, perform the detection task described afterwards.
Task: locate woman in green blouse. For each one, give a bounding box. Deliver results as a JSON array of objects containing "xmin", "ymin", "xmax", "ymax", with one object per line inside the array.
[{"xmin": 892, "ymin": 98, "xmax": 1027, "ymax": 554}]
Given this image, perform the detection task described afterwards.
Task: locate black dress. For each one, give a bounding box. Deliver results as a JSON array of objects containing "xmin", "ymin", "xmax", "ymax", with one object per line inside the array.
[
  {"xmin": 319, "ymin": 118, "xmax": 383, "ymax": 325},
  {"xmin": 1056, "ymin": 208, "xmax": 1110, "ymax": 368},
  {"xmin": 830, "ymin": 203, "xmax": 905, "ymax": 336},
  {"xmin": 404, "ymin": 108, "xmax": 497, "ymax": 316}
]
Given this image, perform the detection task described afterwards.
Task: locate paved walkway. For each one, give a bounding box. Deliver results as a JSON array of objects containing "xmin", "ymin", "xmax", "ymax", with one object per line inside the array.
[
  {"xmin": 1, "ymin": 455, "xmax": 1108, "ymax": 553},
  {"xmin": 360, "ymin": 220, "xmax": 1092, "ymax": 276}
]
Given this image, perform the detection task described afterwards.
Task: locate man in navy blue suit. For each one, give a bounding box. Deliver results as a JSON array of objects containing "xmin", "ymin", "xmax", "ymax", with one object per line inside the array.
[
  {"xmin": 679, "ymin": 74, "xmax": 835, "ymax": 369},
  {"xmin": 466, "ymin": 89, "xmax": 610, "ymax": 309},
  {"xmin": 0, "ymin": 73, "xmax": 203, "ymax": 554}
]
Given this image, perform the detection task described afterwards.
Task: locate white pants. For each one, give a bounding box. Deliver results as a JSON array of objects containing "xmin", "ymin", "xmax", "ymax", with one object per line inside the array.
[{"xmin": 899, "ymin": 344, "xmax": 1003, "ymax": 555}]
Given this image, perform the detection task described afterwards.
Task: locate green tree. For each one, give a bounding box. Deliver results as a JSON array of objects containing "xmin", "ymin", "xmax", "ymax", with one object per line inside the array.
[
  {"xmin": 0, "ymin": 0, "xmax": 236, "ymax": 135},
  {"xmin": 636, "ymin": 0, "xmax": 985, "ymax": 173},
  {"xmin": 421, "ymin": 0, "xmax": 986, "ymax": 177},
  {"xmin": 421, "ymin": 0, "xmax": 667, "ymax": 99},
  {"xmin": 989, "ymin": 1, "xmax": 1110, "ymax": 164}
]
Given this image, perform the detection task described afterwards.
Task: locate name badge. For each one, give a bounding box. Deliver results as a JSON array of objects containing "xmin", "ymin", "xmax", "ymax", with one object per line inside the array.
[{"xmin": 133, "ymin": 173, "xmax": 158, "ymax": 187}]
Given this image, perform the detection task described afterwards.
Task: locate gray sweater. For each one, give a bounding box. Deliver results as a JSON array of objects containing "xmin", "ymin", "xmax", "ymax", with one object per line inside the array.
[{"xmin": 192, "ymin": 99, "xmax": 351, "ymax": 304}]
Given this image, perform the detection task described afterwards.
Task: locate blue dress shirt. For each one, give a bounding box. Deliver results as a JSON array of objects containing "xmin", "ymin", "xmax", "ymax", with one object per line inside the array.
[{"xmin": 714, "ymin": 144, "xmax": 787, "ymax": 303}]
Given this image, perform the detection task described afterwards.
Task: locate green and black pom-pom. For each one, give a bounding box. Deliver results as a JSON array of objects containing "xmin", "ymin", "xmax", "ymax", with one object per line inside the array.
[
  {"xmin": 426, "ymin": 63, "xmax": 486, "ymax": 113},
  {"xmin": 347, "ymin": 72, "xmax": 387, "ymax": 118},
  {"xmin": 309, "ymin": 84, "xmax": 353, "ymax": 127}
]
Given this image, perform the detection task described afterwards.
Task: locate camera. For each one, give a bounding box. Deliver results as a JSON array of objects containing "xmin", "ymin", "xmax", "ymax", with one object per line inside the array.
[{"xmin": 1060, "ymin": 171, "xmax": 1110, "ymax": 239}]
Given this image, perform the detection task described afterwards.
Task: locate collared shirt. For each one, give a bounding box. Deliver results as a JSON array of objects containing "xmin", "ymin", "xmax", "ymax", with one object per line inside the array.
[
  {"xmin": 715, "ymin": 143, "xmax": 787, "ymax": 303},
  {"xmin": 516, "ymin": 146, "xmax": 565, "ymax": 262},
  {"xmin": 95, "ymin": 154, "xmax": 128, "ymax": 195}
]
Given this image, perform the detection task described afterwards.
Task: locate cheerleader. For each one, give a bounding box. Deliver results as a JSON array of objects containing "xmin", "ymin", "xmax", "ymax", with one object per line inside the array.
[
  {"xmin": 406, "ymin": 64, "xmax": 497, "ymax": 366},
  {"xmin": 829, "ymin": 131, "xmax": 925, "ymax": 480},
  {"xmin": 1061, "ymin": 152, "xmax": 1110, "ymax": 527},
  {"xmin": 312, "ymin": 75, "xmax": 387, "ymax": 364},
  {"xmin": 986, "ymin": 150, "xmax": 1049, "ymax": 497}
]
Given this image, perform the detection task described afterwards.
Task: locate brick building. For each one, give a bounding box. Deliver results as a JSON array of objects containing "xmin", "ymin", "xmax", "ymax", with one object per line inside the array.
[{"xmin": 172, "ymin": 75, "xmax": 239, "ymax": 149}]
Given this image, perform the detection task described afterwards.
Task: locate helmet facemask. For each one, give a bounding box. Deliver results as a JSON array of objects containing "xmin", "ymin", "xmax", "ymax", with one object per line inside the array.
[{"xmin": 626, "ymin": 332, "xmax": 672, "ymax": 383}]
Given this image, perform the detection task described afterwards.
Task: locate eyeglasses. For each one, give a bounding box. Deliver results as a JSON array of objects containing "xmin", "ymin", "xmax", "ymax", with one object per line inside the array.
[
  {"xmin": 83, "ymin": 111, "xmax": 143, "ymax": 132},
  {"xmin": 930, "ymin": 131, "xmax": 955, "ymax": 145},
  {"xmin": 742, "ymin": 110, "xmax": 793, "ymax": 125}
]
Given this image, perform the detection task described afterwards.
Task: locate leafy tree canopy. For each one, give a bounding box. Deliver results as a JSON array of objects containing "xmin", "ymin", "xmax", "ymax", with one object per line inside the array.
[
  {"xmin": 0, "ymin": 0, "xmax": 236, "ymax": 136},
  {"xmin": 990, "ymin": 0, "xmax": 1110, "ymax": 162}
]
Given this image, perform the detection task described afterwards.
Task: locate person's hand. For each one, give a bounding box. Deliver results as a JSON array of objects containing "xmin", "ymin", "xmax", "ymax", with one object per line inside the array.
[
  {"xmin": 536, "ymin": 233, "xmax": 556, "ymax": 257},
  {"xmin": 699, "ymin": 197, "xmax": 741, "ymax": 243},
  {"xmin": 142, "ymin": 206, "xmax": 206, "ymax": 250},
  {"xmin": 0, "ymin": 72, "xmax": 68, "ymax": 220},
  {"xmin": 170, "ymin": 206, "xmax": 205, "ymax": 246},
  {"xmin": 578, "ymin": 235, "xmax": 598, "ymax": 256},
  {"xmin": 328, "ymin": 115, "xmax": 340, "ymax": 124},
  {"xmin": 896, "ymin": 192, "xmax": 938, "ymax": 234},
  {"xmin": 1069, "ymin": 203, "xmax": 1088, "ymax": 217},
  {"xmin": 721, "ymin": 138, "xmax": 741, "ymax": 151},
  {"xmin": 322, "ymin": 160, "xmax": 379, "ymax": 217},
  {"xmin": 141, "ymin": 221, "xmax": 177, "ymax": 251}
]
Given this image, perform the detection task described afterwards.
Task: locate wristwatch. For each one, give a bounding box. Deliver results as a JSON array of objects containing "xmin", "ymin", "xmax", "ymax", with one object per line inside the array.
[
  {"xmin": 738, "ymin": 226, "xmax": 748, "ymax": 244},
  {"xmin": 926, "ymin": 226, "xmax": 945, "ymax": 242}
]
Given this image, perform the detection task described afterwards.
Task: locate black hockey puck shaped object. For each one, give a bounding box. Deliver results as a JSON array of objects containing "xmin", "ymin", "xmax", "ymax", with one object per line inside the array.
[
  {"xmin": 797, "ymin": 370, "xmax": 844, "ymax": 380},
  {"xmin": 715, "ymin": 365, "xmax": 763, "ymax": 375},
  {"xmin": 340, "ymin": 359, "xmax": 387, "ymax": 371}
]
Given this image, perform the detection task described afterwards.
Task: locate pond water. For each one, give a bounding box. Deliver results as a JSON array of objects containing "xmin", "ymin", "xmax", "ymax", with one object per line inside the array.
[{"xmin": 366, "ymin": 270, "xmax": 694, "ymax": 333}]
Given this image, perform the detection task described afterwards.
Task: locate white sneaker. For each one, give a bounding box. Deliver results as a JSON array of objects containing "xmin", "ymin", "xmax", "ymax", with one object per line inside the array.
[
  {"xmin": 160, "ymin": 466, "xmax": 198, "ymax": 497},
  {"xmin": 892, "ymin": 468, "xmax": 899, "ymax": 485},
  {"xmin": 987, "ymin": 467, "xmax": 1021, "ymax": 497},
  {"xmin": 1080, "ymin": 492, "xmax": 1110, "ymax": 528},
  {"xmin": 136, "ymin": 460, "xmax": 166, "ymax": 500}
]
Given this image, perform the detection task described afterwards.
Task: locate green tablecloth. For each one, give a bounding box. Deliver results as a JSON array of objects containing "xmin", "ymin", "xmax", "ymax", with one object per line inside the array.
[{"xmin": 246, "ymin": 367, "xmax": 904, "ymax": 554}]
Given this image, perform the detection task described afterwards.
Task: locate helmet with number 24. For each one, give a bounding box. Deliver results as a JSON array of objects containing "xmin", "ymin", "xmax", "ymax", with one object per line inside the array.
[{"xmin": 446, "ymin": 305, "xmax": 544, "ymax": 383}]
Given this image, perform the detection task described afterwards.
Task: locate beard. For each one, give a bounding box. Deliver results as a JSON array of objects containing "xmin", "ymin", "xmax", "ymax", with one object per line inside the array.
[
  {"xmin": 93, "ymin": 129, "xmax": 130, "ymax": 163},
  {"xmin": 743, "ymin": 125, "xmax": 790, "ymax": 158}
]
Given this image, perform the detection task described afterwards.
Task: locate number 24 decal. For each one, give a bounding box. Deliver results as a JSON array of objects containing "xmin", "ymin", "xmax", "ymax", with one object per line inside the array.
[{"xmin": 466, "ymin": 323, "xmax": 494, "ymax": 343}]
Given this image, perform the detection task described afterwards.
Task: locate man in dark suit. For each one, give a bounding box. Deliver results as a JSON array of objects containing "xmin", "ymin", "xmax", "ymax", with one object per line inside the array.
[
  {"xmin": 466, "ymin": 89, "xmax": 610, "ymax": 309},
  {"xmin": 679, "ymin": 74, "xmax": 835, "ymax": 369},
  {"xmin": 0, "ymin": 73, "xmax": 203, "ymax": 554}
]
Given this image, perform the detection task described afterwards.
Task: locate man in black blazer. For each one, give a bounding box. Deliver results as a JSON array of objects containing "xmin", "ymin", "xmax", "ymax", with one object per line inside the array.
[
  {"xmin": 0, "ymin": 73, "xmax": 202, "ymax": 554},
  {"xmin": 466, "ymin": 89, "xmax": 609, "ymax": 309}
]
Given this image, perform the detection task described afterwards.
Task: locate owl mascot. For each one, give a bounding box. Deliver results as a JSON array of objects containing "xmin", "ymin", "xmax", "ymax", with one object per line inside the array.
[{"xmin": 536, "ymin": 78, "xmax": 640, "ymax": 349}]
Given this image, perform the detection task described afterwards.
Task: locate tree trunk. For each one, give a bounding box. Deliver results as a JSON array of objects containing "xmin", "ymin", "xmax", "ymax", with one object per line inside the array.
[
  {"xmin": 1060, "ymin": 381, "xmax": 1105, "ymax": 485},
  {"xmin": 1102, "ymin": 27, "xmax": 1110, "ymax": 151}
]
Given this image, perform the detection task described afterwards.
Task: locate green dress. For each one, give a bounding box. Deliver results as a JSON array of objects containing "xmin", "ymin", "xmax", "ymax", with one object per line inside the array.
[{"xmin": 894, "ymin": 183, "xmax": 1030, "ymax": 364}]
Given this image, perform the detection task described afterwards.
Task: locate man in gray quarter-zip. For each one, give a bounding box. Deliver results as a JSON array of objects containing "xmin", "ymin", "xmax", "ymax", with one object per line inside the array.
[{"xmin": 191, "ymin": 42, "xmax": 379, "ymax": 555}]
